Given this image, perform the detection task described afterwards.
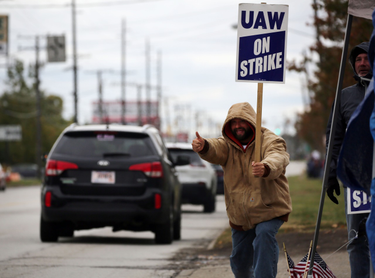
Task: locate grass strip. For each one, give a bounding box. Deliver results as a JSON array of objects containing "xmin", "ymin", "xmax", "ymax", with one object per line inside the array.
[
  {"xmin": 214, "ymin": 174, "xmax": 347, "ymax": 249},
  {"xmin": 6, "ymin": 179, "xmax": 42, "ymax": 187}
]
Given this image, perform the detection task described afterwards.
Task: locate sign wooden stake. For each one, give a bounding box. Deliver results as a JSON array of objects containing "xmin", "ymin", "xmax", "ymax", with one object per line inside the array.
[
  {"xmin": 235, "ymin": 3, "xmax": 288, "ymax": 161},
  {"xmin": 255, "ymin": 82, "xmax": 263, "ymax": 162}
]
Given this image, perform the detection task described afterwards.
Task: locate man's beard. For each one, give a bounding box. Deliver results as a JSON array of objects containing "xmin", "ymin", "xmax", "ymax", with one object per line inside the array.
[{"xmin": 233, "ymin": 127, "xmax": 252, "ymax": 142}]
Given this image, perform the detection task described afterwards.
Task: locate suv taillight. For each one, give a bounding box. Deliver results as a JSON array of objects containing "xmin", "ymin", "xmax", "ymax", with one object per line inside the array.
[
  {"xmin": 45, "ymin": 160, "xmax": 78, "ymax": 176},
  {"xmin": 129, "ymin": 162, "xmax": 163, "ymax": 178},
  {"xmin": 45, "ymin": 191, "xmax": 52, "ymax": 207},
  {"xmin": 154, "ymin": 193, "xmax": 162, "ymax": 209}
]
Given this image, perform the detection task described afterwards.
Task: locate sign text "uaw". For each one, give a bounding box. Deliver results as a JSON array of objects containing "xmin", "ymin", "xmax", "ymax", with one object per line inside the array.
[{"xmin": 240, "ymin": 11, "xmax": 285, "ymax": 30}]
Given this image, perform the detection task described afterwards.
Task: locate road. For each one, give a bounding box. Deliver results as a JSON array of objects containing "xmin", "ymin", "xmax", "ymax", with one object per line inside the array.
[
  {"xmin": 286, "ymin": 160, "xmax": 306, "ymax": 177},
  {"xmin": 0, "ymin": 161, "xmax": 306, "ymax": 278},
  {"xmin": 0, "ymin": 185, "xmax": 229, "ymax": 278}
]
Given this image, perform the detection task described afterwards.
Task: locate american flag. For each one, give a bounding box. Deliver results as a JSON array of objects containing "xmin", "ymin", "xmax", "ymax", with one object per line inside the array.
[
  {"xmin": 286, "ymin": 251, "xmax": 295, "ymax": 277},
  {"xmin": 286, "ymin": 251, "xmax": 336, "ymax": 278},
  {"xmin": 286, "ymin": 251, "xmax": 295, "ymax": 269}
]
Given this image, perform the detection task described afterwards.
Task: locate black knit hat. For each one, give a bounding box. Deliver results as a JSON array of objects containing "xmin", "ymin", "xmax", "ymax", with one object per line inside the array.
[{"xmin": 349, "ymin": 42, "xmax": 369, "ymax": 73}]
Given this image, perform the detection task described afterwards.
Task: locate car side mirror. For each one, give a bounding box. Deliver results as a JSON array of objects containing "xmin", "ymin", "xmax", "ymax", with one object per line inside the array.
[{"xmin": 174, "ymin": 155, "xmax": 190, "ymax": 166}]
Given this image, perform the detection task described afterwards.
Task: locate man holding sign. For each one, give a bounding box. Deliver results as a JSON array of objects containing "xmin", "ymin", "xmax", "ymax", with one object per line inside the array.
[{"xmin": 192, "ymin": 102, "xmax": 292, "ymax": 278}]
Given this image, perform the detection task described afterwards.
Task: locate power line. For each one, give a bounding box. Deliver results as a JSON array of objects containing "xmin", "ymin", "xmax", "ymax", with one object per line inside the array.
[
  {"xmin": 289, "ymin": 28, "xmax": 314, "ymax": 38},
  {"xmin": 1, "ymin": 0, "xmax": 164, "ymax": 9},
  {"xmin": 43, "ymin": 3, "xmax": 234, "ymax": 33},
  {"xmin": 2, "ymin": 2, "xmax": 71, "ymax": 9},
  {"xmin": 73, "ymin": 0, "xmax": 165, "ymax": 7}
]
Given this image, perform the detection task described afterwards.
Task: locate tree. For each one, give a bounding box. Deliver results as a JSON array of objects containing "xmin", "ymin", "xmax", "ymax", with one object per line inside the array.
[
  {"xmin": 0, "ymin": 59, "xmax": 71, "ymax": 166},
  {"xmin": 289, "ymin": 0, "xmax": 373, "ymax": 153}
]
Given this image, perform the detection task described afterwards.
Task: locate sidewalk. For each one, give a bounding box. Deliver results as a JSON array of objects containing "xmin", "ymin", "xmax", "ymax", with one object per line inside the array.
[
  {"xmin": 175, "ymin": 238, "xmax": 351, "ymax": 278},
  {"xmin": 175, "ymin": 161, "xmax": 351, "ymax": 278}
]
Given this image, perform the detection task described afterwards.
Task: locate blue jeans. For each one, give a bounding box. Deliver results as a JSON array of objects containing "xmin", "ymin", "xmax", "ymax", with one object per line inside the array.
[
  {"xmin": 230, "ymin": 218, "xmax": 284, "ymax": 278},
  {"xmin": 344, "ymin": 187, "xmax": 370, "ymax": 278}
]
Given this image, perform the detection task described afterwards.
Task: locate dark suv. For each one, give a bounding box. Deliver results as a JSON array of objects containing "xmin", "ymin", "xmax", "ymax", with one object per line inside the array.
[{"xmin": 40, "ymin": 124, "xmax": 188, "ymax": 244}]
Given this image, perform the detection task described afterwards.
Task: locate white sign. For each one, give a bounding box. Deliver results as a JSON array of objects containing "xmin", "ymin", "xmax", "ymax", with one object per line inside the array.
[
  {"xmin": 0, "ymin": 125, "xmax": 22, "ymax": 141},
  {"xmin": 47, "ymin": 35, "xmax": 66, "ymax": 62},
  {"xmin": 235, "ymin": 3, "xmax": 288, "ymax": 83},
  {"xmin": 347, "ymin": 188, "xmax": 371, "ymax": 214}
]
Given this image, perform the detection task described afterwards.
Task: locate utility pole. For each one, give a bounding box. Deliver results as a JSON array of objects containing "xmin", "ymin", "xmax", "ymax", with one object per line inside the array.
[
  {"xmin": 19, "ymin": 35, "xmax": 43, "ymax": 179},
  {"xmin": 17, "ymin": 33, "xmax": 65, "ymax": 180},
  {"xmin": 72, "ymin": 0, "xmax": 78, "ymax": 123},
  {"xmin": 136, "ymin": 84, "xmax": 142, "ymax": 125},
  {"xmin": 124, "ymin": 82, "xmax": 159, "ymax": 126},
  {"xmin": 87, "ymin": 69, "xmax": 114, "ymax": 123},
  {"xmin": 157, "ymin": 50, "xmax": 162, "ymax": 130},
  {"xmin": 35, "ymin": 36, "xmax": 42, "ymax": 180},
  {"xmin": 145, "ymin": 39, "xmax": 151, "ymax": 124},
  {"xmin": 124, "ymin": 82, "xmax": 144, "ymax": 125},
  {"xmin": 164, "ymin": 97, "xmax": 172, "ymax": 137},
  {"xmin": 15, "ymin": 35, "xmax": 41, "ymax": 182},
  {"xmin": 121, "ymin": 18, "xmax": 126, "ymax": 124},
  {"xmin": 97, "ymin": 71, "xmax": 103, "ymax": 123}
]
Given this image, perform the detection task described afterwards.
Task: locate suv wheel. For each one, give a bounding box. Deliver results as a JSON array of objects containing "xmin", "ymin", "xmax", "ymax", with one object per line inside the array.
[
  {"xmin": 40, "ymin": 216, "xmax": 59, "ymax": 242},
  {"xmin": 173, "ymin": 210, "xmax": 181, "ymax": 240},
  {"xmin": 59, "ymin": 222, "xmax": 74, "ymax": 237},
  {"xmin": 203, "ymin": 193, "xmax": 216, "ymax": 213},
  {"xmin": 154, "ymin": 206, "xmax": 173, "ymax": 244}
]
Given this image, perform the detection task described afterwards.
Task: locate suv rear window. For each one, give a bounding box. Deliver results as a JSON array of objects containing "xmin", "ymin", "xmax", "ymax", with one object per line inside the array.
[
  {"xmin": 53, "ymin": 131, "xmax": 156, "ymax": 158},
  {"xmin": 168, "ymin": 149, "xmax": 204, "ymax": 166}
]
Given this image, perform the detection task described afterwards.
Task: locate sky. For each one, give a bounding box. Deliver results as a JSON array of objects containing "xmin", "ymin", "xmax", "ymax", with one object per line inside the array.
[{"xmin": 0, "ymin": 0, "xmax": 316, "ymax": 139}]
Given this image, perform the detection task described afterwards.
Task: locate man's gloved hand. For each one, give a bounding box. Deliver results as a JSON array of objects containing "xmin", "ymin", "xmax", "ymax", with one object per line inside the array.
[
  {"xmin": 327, "ymin": 177, "xmax": 340, "ymax": 204},
  {"xmin": 358, "ymin": 217, "xmax": 368, "ymax": 237}
]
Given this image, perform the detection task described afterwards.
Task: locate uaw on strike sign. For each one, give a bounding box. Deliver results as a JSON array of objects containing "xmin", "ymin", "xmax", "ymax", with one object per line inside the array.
[{"xmin": 236, "ymin": 3, "xmax": 289, "ymax": 83}]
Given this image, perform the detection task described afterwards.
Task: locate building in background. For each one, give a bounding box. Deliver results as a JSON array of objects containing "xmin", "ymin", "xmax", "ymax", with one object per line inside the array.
[{"xmin": 92, "ymin": 100, "xmax": 159, "ymax": 128}]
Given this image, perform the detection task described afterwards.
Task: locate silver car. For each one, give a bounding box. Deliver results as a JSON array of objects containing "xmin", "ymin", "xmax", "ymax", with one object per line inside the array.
[
  {"xmin": 0, "ymin": 163, "xmax": 6, "ymax": 191},
  {"xmin": 166, "ymin": 142, "xmax": 217, "ymax": 213}
]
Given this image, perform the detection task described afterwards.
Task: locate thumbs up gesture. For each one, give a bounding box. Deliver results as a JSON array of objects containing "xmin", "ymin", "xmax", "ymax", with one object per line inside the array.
[{"xmin": 192, "ymin": 131, "xmax": 205, "ymax": 153}]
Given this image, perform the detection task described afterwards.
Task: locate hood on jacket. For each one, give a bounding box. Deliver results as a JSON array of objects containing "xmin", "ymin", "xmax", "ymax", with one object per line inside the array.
[
  {"xmin": 349, "ymin": 41, "xmax": 372, "ymax": 82},
  {"xmin": 222, "ymin": 102, "xmax": 256, "ymax": 148}
]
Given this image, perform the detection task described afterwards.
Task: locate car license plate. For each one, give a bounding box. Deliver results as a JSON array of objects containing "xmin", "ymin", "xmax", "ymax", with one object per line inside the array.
[{"xmin": 91, "ymin": 171, "xmax": 115, "ymax": 184}]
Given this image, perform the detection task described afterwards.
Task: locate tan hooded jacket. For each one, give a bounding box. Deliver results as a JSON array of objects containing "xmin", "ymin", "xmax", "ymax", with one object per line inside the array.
[{"xmin": 198, "ymin": 102, "xmax": 292, "ymax": 230}]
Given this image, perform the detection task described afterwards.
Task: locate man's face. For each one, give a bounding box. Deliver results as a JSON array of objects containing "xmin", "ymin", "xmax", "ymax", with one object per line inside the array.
[
  {"xmin": 230, "ymin": 118, "xmax": 252, "ymax": 143},
  {"xmin": 355, "ymin": 53, "xmax": 371, "ymax": 77}
]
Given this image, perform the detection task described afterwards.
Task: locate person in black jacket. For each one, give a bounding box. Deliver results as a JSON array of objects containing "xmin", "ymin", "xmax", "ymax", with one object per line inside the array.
[{"xmin": 326, "ymin": 41, "xmax": 372, "ymax": 278}]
